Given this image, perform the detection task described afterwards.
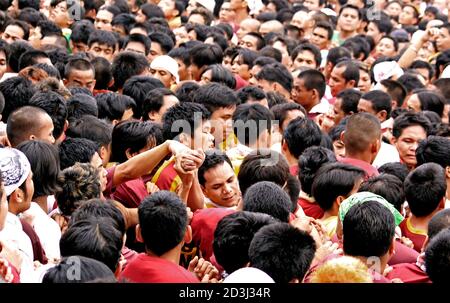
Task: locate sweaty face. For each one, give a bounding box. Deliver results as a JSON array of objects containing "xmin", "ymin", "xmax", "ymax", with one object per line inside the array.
[
  {"xmin": 393, "ymin": 125, "xmax": 427, "ymax": 169},
  {"xmin": 311, "ymin": 27, "xmax": 330, "ymax": 50},
  {"xmin": 338, "ymin": 8, "xmax": 360, "ymax": 32},
  {"xmin": 293, "ymin": 50, "xmax": 318, "ymax": 70},
  {"xmin": 202, "ymin": 162, "xmax": 240, "ymax": 207},
  {"xmin": 95, "ymin": 10, "xmax": 114, "ymax": 31},
  {"xmin": 376, "ymin": 38, "xmax": 397, "ymax": 58},
  {"xmin": 329, "ymin": 66, "xmax": 350, "ymax": 97},
  {"xmin": 65, "ymin": 69, "xmax": 96, "ymax": 93},
  {"xmin": 150, "ymin": 67, "xmax": 174, "ymax": 88},
  {"xmin": 89, "ymin": 42, "xmax": 115, "ymax": 61}
]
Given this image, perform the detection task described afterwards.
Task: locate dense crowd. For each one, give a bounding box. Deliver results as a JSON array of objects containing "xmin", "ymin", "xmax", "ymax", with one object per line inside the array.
[{"xmin": 0, "ymin": 0, "xmax": 449, "ymax": 284}]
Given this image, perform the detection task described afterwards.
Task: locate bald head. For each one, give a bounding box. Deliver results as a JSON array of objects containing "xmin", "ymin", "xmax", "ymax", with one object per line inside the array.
[
  {"xmin": 237, "ymin": 18, "xmax": 261, "ymax": 39},
  {"xmin": 259, "ymin": 20, "xmax": 284, "ymax": 35},
  {"xmin": 7, "ymin": 106, "xmax": 55, "ymax": 147},
  {"xmin": 343, "ymin": 113, "xmax": 381, "ymax": 155}
]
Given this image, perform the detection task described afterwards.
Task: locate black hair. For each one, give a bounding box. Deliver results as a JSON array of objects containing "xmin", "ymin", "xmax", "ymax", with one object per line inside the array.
[
  {"xmin": 67, "ymin": 93, "xmax": 98, "ymax": 121},
  {"xmin": 312, "ymin": 163, "xmax": 365, "ymax": 212},
  {"xmin": 190, "ymin": 43, "xmax": 223, "ymax": 69},
  {"xmin": 258, "ymin": 46, "xmax": 282, "ymax": 62},
  {"xmin": 283, "ymin": 117, "xmax": 322, "ymax": 159},
  {"xmin": 297, "ymin": 69, "xmax": 327, "ymax": 100},
  {"xmin": 112, "ymin": 13, "xmax": 136, "ymax": 36},
  {"xmin": 338, "ymin": 4, "xmax": 362, "ymax": 19},
  {"xmin": 3, "ymin": 20, "xmax": 30, "ymax": 40},
  {"xmin": 404, "ymin": 163, "xmax": 446, "ymax": 218},
  {"xmin": 111, "ymin": 120, "xmax": 163, "ymax": 163},
  {"xmin": 71, "ymin": 20, "xmax": 95, "ymax": 45},
  {"xmin": 232, "ymin": 103, "xmax": 274, "ymax": 146},
  {"xmin": 377, "ymin": 162, "xmax": 409, "ymax": 183},
  {"xmin": 337, "ymin": 88, "xmax": 362, "ymax": 115},
  {"xmin": 96, "ymin": 92, "xmax": 136, "ymax": 123},
  {"xmin": 237, "ymin": 86, "xmax": 266, "ymax": 104},
  {"xmin": 410, "ymin": 60, "xmax": 435, "ymax": 82},
  {"xmin": 88, "ymin": 57, "xmax": 111, "ymax": 90},
  {"xmin": 425, "ymin": 228, "xmax": 450, "ymax": 283},
  {"xmin": 198, "ymin": 150, "xmax": 233, "ymax": 187},
  {"xmin": 193, "ymin": 82, "xmax": 239, "ymax": 113},
  {"xmin": 7, "ymin": 41, "xmax": 33, "ymax": 73},
  {"xmin": 185, "ymin": 23, "xmax": 209, "ymax": 42},
  {"xmin": 380, "ymin": 79, "xmax": 407, "ymax": 108},
  {"xmin": 369, "ymin": 13, "xmax": 393, "ymax": 35},
  {"xmin": 17, "ymin": 140, "xmax": 61, "ymax": 199},
  {"xmin": 142, "ymin": 88, "xmax": 176, "ymax": 121},
  {"xmin": 359, "ymin": 173, "xmax": 405, "ymax": 212},
  {"xmin": 138, "ymin": 191, "xmax": 187, "ymax": 256},
  {"xmin": 256, "ymin": 62, "xmax": 293, "ymax": 92},
  {"xmin": 66, "ymin": 115, "xmax": 112, "ymax": 148},
  {"xmin": 175, "ymin": 81, "xmax": 200, "ymax": 103},
  {"xmin": 392, "ymin": 112, "xmax": 431, "ymax": 139},
  {"xmin": 342, "ymin": 36, "xmax": 371, "ymax": 61},
  {"xmin": 58, "ymin": 137, "xmax": 98, "ymax": 170},
  {"xmin": 88, "ymin": 29, "xmax": 118, "ymax": 51},
  {"xmin": 314, "ymin": 21, "xmax": 334, "ymax": 40},
  {"xmin": 291, "ymin": 43, "xmax": 322, "ymax": 68},
  {"xmin": 343, "ymin": 201, "xmax": 395, "ymax": 258},
  {"xmin": 435, "ymin": 50, "xmax": 450, "ymax": 78},
  {"xmin": 123, "ymin": 33, "xmax": 151, "ymax": 55},
  {"xmin": 140, "ymin": 3, "xmax": 165, "ymax": 20},
  {"xmin": 326, "ymin": 46, "xmax": 351, "ymax": 66},
  {"xmin": 298, "ymin": 146, "xmax": 337, "ymax": 196},
  {"xmin": 60, "ymin": 217, "xmax": 123, "ymax": 272},
  {"xmin": 149, "ymin": 32, "xmax": 174, "ymax": 54},
  {"xmin": 213, "ymin": 211, "xmax": 276, "ymax": 274},
  {"xmin": 334, "ymin": 60, "xmax": 360, "ymax": 85},
  {"xmin": 397, "ymin": 73, "xmax": 425, "ymax": 94},
  {"xmin": 270, "ymin": 103, "xmax": 306, "ymax": 130},
  {"xmin": 416, "ymin": 135, "xmax": 450, "ymax": 169},
  {"xmin": 34, "ymin": 63, "xmax": 61, "ymax": 79},
  {"xmin": 42, "ymin": 256, "xmax": 116, "ymax": 283},
  {"xmin": 201, "ymin": 64, "xmax": 236, "ymax": 89},
  {"xmin": 111, "ymin": 51, "xmax": 149, "ymax": 90},
  {"xmin": 64, "ymin": 58, "xmax": 95, "ymax": 80},
  {"xmin": 253, "ymin": 56, "xmax": 278, "ymax": 68},
  {"xmin": 29, "ymin": 91, "xmax": 68, "ymax": 139},
  {"xmin": 168, "ymin": 47, "xmax": 191, "ymax": 67},
  {"xmin": 249, "ymin": 222, "xmax": 316, "ymax": 283},
  {"xmin": 0, "ymin": 76, "xmax": 36, "ymax": 122},
  {"xmin": 361, "ymin": 90, "xmax": 392, "ymax": 118},
  {"xmin": 415, "ymin": 91, "xmax": 446, "ymax": 118},
  {"xmin": 205, "ymin": 32, "xmax": 229, "ymax": 52},
  {"xmin": 428, "ymin": 209, "xmax": 450, "ymax": 240},
  {"xmin": 17, "ymin": 8, "xmax": 43, "ymax": 29},
  {"xmin": 122, "ymin": 76, "xmax": 165, "ymax": 119},
  {"xmin": 161, "ymin": 102, "xmax": 211, "ymax": 140}
]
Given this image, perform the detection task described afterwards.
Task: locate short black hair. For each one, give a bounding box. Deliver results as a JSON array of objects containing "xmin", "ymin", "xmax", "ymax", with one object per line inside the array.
[
  {"xmin": 111, "ymin": 120, "xmax": 163, "ymax": 163},
  {"xmin": 337, "ymin": 88, "xmax": 362, "ymax": 115},
  {"xmin": 111, "ymin": 51, "xmax": 149, "ymax": 90},
  {"xmin": 270, "ymin": 103, "xmax": 306, "ymax": 130},
  {"xmin": 415, "ymin": 90, "xmax": 446, "ymax": 118},
  {"xmin": 380, "ymin": 79, "xmax": 407, "ymax": 108},
  {"xmin": 298, "ymin": 146, "xmax": 337, "ymax": 196},
  {"xmin": 213, "ymin": 211, "xmax": 276, "ymax": 275},
  {"xmin": 193, "ymin": 82, "xmax": 239, "ymax": 113},
  {"xmin": 237, "ymin": 86, "xmax": 266, "ymax": 104},
  {"xmin": 249, "ymin": 222, "xmax": 316, "ymax": 283},
  {"xmin": 64, "ymin": 58, "xmax": 95, "ymax": 80},
  {"xmin": 416, "ymin": 135, "xmax": 450, "ymax": 169},
  {"xmin": 338, "ymin": 4, "xmax": 362, "ymax": 19},
  {"xmin": 138, "ymin": 191, "xmax": 188, "ymax": 256},
  {"xmin": 4, "ymin": 20, "xmax": 30, "ymax": 40},
  {"xmin": 312, "ymin": 163, "xmax": 365, "ymax": 212},
  {"xmin": 112, "ymin": 13, "xmax": 136, "ymax": 36},
  {"xmin": 256, "ymin": 62, "xmax": 293, "ymax": 92},
  {"xmin": 232, "ymin": 103, "xmax": 274, "ymax": 146},
  {"xmin": 123, "ymin": 33, "xmax": 151, "ymax": 55},
  {"xmin": 361, "ymin": 90, "xmax": 392, "ymax": 118},
  {"xmin": 392, "ymin": 112, "xmax": 431, "ymax": 139},
  {"xmin": 428, "ymin": 209, "xmax": 450, "ymax": 240},
  {"xmin": 0, "ymin": 76, "xmax": 36, "ymax": 122},
  {"xmin": 343, "ymin": 201, "xmax": 395, "ymax": 258},
  {"xmin": 314, "ymin": 21, "xmax": 334, "ymax": 40},
  {"xmin": 142, "ymin": 88, "xmax": 176, "ymax": 121},
  {"xmin": 66, "ymin": 115, "xmax": 112, "ymax": 149},
  {"xmin": 122, "ymin": 76, "xmax": 165, "ymax": 119},
  {"xmin": 238, "ymin": 149, "xmax": 289, "ymax": 196},
  {"xmin": 149, "ymin": 32, "xmax": 174, "ymax": 54},
  {"xmin": 161, "ymin": 102, "xmax": 211, "ymax": 140},
  {"xmin": 67, "ymin": 93, "xmax": 98, "ymax": 121},
  {"xmin": 60, "ymin": 217, "xmax": 123, "ymax": 272},
  {"xmin": 71, "ymin": 20, "xmax": 95, "ymax": 45},
  {"xmin": 327, "ymin": 46, "xmax": 351, "ymax": 66},
  {"xmin": 243, "ymin": 181, "xmax": 292, "ymax": 223},
  {"xmin": 175, "ymin": 81, "xmax": 200, "ymax": 103},
  {"xmin": 291, "ymin": 43, "xmax": 322, "ymax": 68},
  {"xmin": 91, "ymin": 56, "xmax": 112, "ymax": 90},
  {"xmin": 198, "ymin": 150, "xmax": 233, "ymax": 187},
  {"xmin": 397, "ymin": 73, "xmax": 425, "ymax": 94},
  {"xmin": 58, "ymin": 137, "xmax": 98, "ymax": 170},
  {"xmin": 425, "ymin": 228, "xmax": 450, "ymax": 283},
  {"xmin": 283, "ymin": 117, "xmax": 323, "ymax": 159},
  {"xmin": 190, "ymin": 43, "xmax": 223, "ymax": 69},
  {"xmin": 298, "ymin": 69, "xmax": 326, "ymax": 99},
  {"xmin": 96, "ymin": 92, "xmax": 136, "ymax": 123},
  {"xmin": 88, "ymin": 29, "xmax": 118, "ymax": 51},
  {"xmin": 404, "ymin": 163, "xmax": 446, "ymax": 217},
  {"xmin": 411, "ymin": 60, "xmax": 435, "ymax": 81},
  {"xmin": 334, "ymin": 60, "xmax": 360, "ymax": 85},
  {"xmin": 29, "ymin": 91, "xmax": 68, "ymax": 139},
  {"xmin": 359, "ymin": 173, "xmax": 405, "ymax": 212},
  {"xmin": 140, "ymin": 3, "xmax": 164, "ymax": 20},
  {"xmin": 42, "ymin": 256, "xmax": 116, "ymax": 283},
  {"xmin": 7, "ymin": 41, "xmax": 33, "ymax": 73},
  {"xmin": 18, "ymin": 50, "xmax": 50, "ymax": 71},
  {"xmin": 34, "ymin": 63, "xmax": 61, "ymax": 79},
  {"xmin": 168, "ymin": 46, "xmax": 191, "ymax": 67},
  {"xmin": 377, "ymin": 162, "xmax": 409, "ymax": 182},
  {"xmin": 435, "ymin": 49, "xmax": 450, "ymax": 78}
]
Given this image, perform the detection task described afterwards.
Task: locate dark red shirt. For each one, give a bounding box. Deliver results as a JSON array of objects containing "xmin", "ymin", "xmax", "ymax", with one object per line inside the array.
[
  {"xmin": 386, "ymin": 263, "xmax": 431, "ymax": 283},
  {"xmin": 339, "ymin": 157, "xmax": 379, "ymax": 179},
  {"xmin": 298, "ymin": 197, "xmax": 324, "ymax": 219},
  {"xmin": 399, "ymin": 218, "xmax": 427, "ymax": 252}
]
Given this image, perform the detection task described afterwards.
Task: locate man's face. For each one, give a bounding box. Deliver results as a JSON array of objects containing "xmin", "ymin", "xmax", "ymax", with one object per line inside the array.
[
  {"xmin": 136, "ymin": 9, "xmax": 147, "ymax": 23},
  {"xmin": 150, "ymin": 67, "xmax": 174, "ymax": 88},
  {"xmin": 2, "ymin": 25, "xmax": 25, "ymax": 44},
  {"xmin": 357, "ymin": 99, "xmax": 377, "ymax": 116},
  {"xmin": 392, "ymin": 125, "xmax": 427, "ymax": 169},
  {"xmin": 367, "ymin": 22, "xmax": 382, "ymax": 44},
  {"xmin": 191, "ymin": 120, "xmax": 215, "ymax": 151},
  {"xmin": 292, "ymin": 77, "xmax": 314, "ymax": 109},
  {"xmin": 65, "ymin": 69, "xmax": 96, "ymax": 93},
  {"xmin": 303, "ymin": 0, "xmax": 321, "ymax": 11},
  {"xmin": 95, "ymin": 9, "xmax": 114, "ymax": 31},
  {"xmin": 436, "ymin": 27, "xmax": 450, "ymax": 52},
  {"xmin": 399, "ymin": 6, "xmax": 417, "ymax": 25},
  {"xmin": 124, "ymin": 41, "xmax": 147, "ymax": 56},
  {"xmin": 311, "ymin": 27, "xmax": 330, "ymax": 50},
  {"xmin": 248, "ymin": 65, "xmax": 261, "ymax": 86},
  {"xmin": 329, "ymin": 65, "xmax": 350, "ymax": 97},
  {"xmin": 210, "ymin": 106, "xmax": 236, "ymax": 145},
  {"xmin": 0, "ymin": 51, "xmax": 7, "ymax": 80},
  {"xmin": 338, "ymin": 8, "xmax": 360, "ymax": 32},
  {"xmin": 71, "ymin": 41, "xmax": 89, "ymax": 53},
  {"xmin": 293, "ymin": 50, "xmax": 318, "ymax": 70},
  {"xmin": 148, "ymin": 42, "xmax": 163, "ymax": 63},
  {"xmin": 239, "ymin": 34, "xmax": 259, "ymax": 51},
  {"xmin": 35, "ymin": 114, "xmax": 56, "ymax": 145},
  {"xmin": 89, "ymin": 42, "xmax": 115, "ymax": 61},
  {"xmin": 158, "ymin": 0, "xmax": 177, "ymax": 19},
  {"xmin": 175, "ymin": 58, "xmax": 189, "ymax": 81},
  {"xmin": 219, "ymin": 2, "xmax": 236, "ymax": 22},
  {"xmin": 406, "ymin": 93, "xmax": 421, "ymax": 112},
  {"xmin": 358, "ymin": 69, "xmax": 371, "ymax": 93},
  {"xmin": 333, "ymin": 98, "xmax": 346, "ymax": 125},
  {"xmin": 231, "ymin": 55, "xmax": 251, "ymax": 81},
  {"xmin": 281, "ymin": 109, "xmax": 305, "ymax": 130},
  {"xmin": 50, "ymin": 1, "xmax": 70, "ymax": 28},
  {"xmin": 202, "ymin": 162, "xmax": 240, "ymax": 207}
]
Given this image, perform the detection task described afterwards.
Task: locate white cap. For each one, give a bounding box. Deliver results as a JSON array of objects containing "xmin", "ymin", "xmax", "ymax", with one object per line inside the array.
[
  {"xmin": 223, "ymin": 267, "xmax": 275, "ymax": 283},
  {"xmin": 150, "ymin": 55, "xmax": 180, "ymax": 83},
  {"xmin": 320, "ymin": 8, "xmax": 337, "ymax": 17},
  {"xmin": 247, "ymin": 0, "xmax": 264, "ymax": 15},
  {"xmin": 0, "ymin": 147, "xmax": 31, "ymax": 196},
  {"xmin": 373, "ymin": 61, "xmax": 404, "ymax": 83},
  {"xmin": 441, "ymin": 64, "xmax": 450, "ymax": 79},
  {"xmin": 196, "ymin": 0, "xmax": 215, "ymax": 13}
]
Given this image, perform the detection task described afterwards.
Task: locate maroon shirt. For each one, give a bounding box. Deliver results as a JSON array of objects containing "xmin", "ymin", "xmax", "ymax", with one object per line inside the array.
[
  {"xmin": 298, "ymin": 197, "xmax": 324, "ymax": 219},
  {"xmin": 386, "ymin": 263, "xmax": 431, "ymax": 283},
  {"xmin": 339, "ymin": 157, "xmax": 379, "ymax": 179}
]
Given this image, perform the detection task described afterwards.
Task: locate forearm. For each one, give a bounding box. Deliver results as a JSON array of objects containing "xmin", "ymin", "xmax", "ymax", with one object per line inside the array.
[
  {"xmin": 186, "ymin": 173, "xmax": 205, "ymax": 211},
  {"xmin": 398, "ymin": 41, "xmax": 423, "ymax": 69}
]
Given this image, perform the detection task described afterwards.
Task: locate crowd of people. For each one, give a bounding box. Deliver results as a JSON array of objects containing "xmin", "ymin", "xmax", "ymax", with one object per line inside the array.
[{"xmin": 0, "ymin": 0, "xmax": 449, "ymax": 284}]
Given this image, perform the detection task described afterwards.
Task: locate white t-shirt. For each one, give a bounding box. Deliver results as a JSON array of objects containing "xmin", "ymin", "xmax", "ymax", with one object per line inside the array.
[{"xmin": 372, "ymin": 141, "xmax": 400, "ymax": 168}]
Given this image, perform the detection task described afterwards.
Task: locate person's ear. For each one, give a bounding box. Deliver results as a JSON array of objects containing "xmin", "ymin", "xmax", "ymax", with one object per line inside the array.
[
  {"xmin": 390, "ymin": 136, "xmax": 397, "ymax": 145},
  {"xmin": 311, "ymin": 88, "xmax": 318, "ymax": 100},
  {"xmin": 289, "ymin": 278, "xmax": 301, "ymax": 283},
  {"xmin": 112, "ymin": 119, "xmax": 119, "ymax": 126},
  {"xmin": 281, "ymin": 139, "xmax": 288, "ymax": 152},
  {"xmin": 184, "ymin": 225, "xmax": 192, "ymax": 244},
  {"xmin": 347, "ymin": 79, "xmax": 356, "ymax": 88},
  {"xmin": 125, "ymin": 148, "xmax": 134, "ymax": 160},
  {"xmin": 63, "ymin": 78, "xmax": 68, "ymax": 86},
  {"xmin": 99, "ymin": 145, "xmax": 108, "ymax": 162},
  {"xmin": 135, "ymin": 224, "xmax": 144, "ymax": 243},
  {"xmin": 340, "ymin": 130, "xmax": 345, "ymax": 143},
  {"xmin": 389, "ymin": 238, "xmax": 396, "ymax": 256},
  {"xmin": 391, "ymin": 100, "xmax": 398, "ymax": 109},
  {"xmin": 377, "ymin": 110, "xmax": 387, "ymax": 122},
  {"xmin": 336, "ymin": 195, "xmax": 345, "ymax": 206},
  {"xmin": 445, "ymin": 166, "xmax": 450, "ymax": 179}
]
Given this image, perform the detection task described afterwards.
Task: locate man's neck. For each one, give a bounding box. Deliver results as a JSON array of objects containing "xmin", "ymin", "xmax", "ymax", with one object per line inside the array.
[
  {"xmin": 305, "ymin": 98, "xmax": 320, "ymax": 113},
  {"xmin": 282, "ymin": 149, "xmax": 298, "ymax": 168},
  {"xmin": 409, "ymin": 213, "xmax": 436, "ymax": 232},
  {"xmin": 146, "ymin": 244, "xmax": 182, "ymax": 265},
  {"xmin": 339, "ymin": 30, "xmax": 356, "ymax": 41},
  {"xmin": 345, "ymin": 151, "xmax": 373, "ymax": 164},
  {"xmin": 235, "ymin": 9, "xmax": 249, "ymax": 24}
]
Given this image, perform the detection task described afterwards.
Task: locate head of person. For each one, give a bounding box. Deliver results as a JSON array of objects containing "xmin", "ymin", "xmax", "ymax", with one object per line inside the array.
[
  {"xmin": 198, "ymin": 150, "xmax": 240, "ymax": 208},
  {"xmin": 391, "ymin": 112, "xmax": 431, "ymax": 169},
  {"xmin": 18, "ymin": 50, "xmax": 52, "ymax": 71},
  {"xmin": 111, "ymin": 51, "xmax": 150, "ymax": 92},
  {"xmin": 358, "ymin": 173, "xmax": 405, "ymax": 212},
  {"xmin": 49, "ymin": 0, "xmax": 84, "ymax": 29},
  {"xmin": 239, "ymin": 32, "xmax": 265, "ymax": 51},
  {"xmin": 88, "ymin": 29, "xmax": 118, "ymax": 61},
  {"xmin": 324, "ymin": 47, "xmax": 352, "ymax": 80},
  {"xmin": 410, "ymin": 60, "xmax": 435, "ymax": 85},
  {"xmin": 332, "ymin": 88, "xmax": 362, "ymax": 125},
  {"xmin": 380, "ymin": 79, "xmax": 407, "ymax": 109},
  {"xmin": 70, "ymin": 20, "xmax": 96, "ymax": 53},
  {"xmin": 237, "ymin": 86, "xmax": 268, "ymax": 108},
  {"xmin": 122, "ymin": 76, "xmax": 165, "ymax": 119},
  {"xmin": 42, "ymin": 256, "xmax": 116, "ymax": 283},
  {"xmin": 200, "ymin": 64, "xmax": 236, "ymax": 89},
  {"xmin": 292, "ymin": 69, "xmax": 326, "ymax": 112},
  {"xmin": 270, "ymin": 103, "xmax": 306, "ymax": 132},
  {"xmin": 310, "ymin": 256, "xmax": 373, "ymax": 283},
  {"xmin": 312, "ymin": 163, "xmax": 365, "ymax": 214},
  {"xmin": 425, "ymin": 228, "xmax": 450, "ymax": 283},
  {"xmin": 122, "ymin": 33, "xmax": 151, "ymax": 56},
  {"xmin": 236, "ymin": 18, "xmax": 261, "ymax": 40},
  {"xmin": 58, "ymin": 137, "xmax": 99, "ymax": 170},
  {"xmin": 96, "ymin": 92, "xmax": 136, "ymax": 125},
  {"xmin": 291, "ymin": 43, "xmax": 322, "ymax": 70},
  {"xmin": 407, "ymin": 90, "xmax": 446, "ymax": 118},
  {"xmin": 404, "ymin": 163, "xmax": 446, "ymax": 218},
  {"xmin": 66, "ymin": 93, "xmax": 98, "ymax": 121},
  {"xmin": 375, "ymin": 36, "xmax": 398, "ymax": 58},
  {"xmin": 168, "ymin": 47, "xmax": 191, "ymax": 81},
  {"xmin": 436, "ymin": 23, "xmax": 450, "ymax": 53},
  {"xmin": 248, "ymin": 222, "xmax": 316, "ymax": 283},
  {"xmin": 213, "ymin": 211, "xmax": 276, "ymax": 275},
  {"xmin": 337, "ymin": 4, "xmax": 362, "ymax": 34},
  {"xmin": 399, "ymin": 4, "xmax": 419, "ymax": 26},
  {"xmin": 148, "ymin": 32, "xmax": 175, "ymax": 63},
  {"xmin": 256, "ymin": 62, "xmax": 293, "ymax": 98},
  {"xmin": 342, "ymin": 113, "xmax": 381, "ymax": 163},
  {"xmin": 150, "ymin": 55, "xmax": 180, "ymax": 89},
  {"xmin": 137, "ymin": 191, "xmax": 190, "ymax": 256},
  {"xmin": 95, "ymin": 5, "xmax": 120, "ymax": 31},
  {"xmin": 367, "ymin": 14, "xmax": 394, "ymax": 44},
  {"xmin": 7, "ymin": 106, "xmax": 55, "ymax": 147},
  {"xmin": 189, "ymin": 43, "xmax": 223, "ymax": 81},
  {"xmin": 0, "ymin": 147, "xmax": 34, "ymax": 215},
  {"xmin": 329, "ymin": 60, "xmax": 360, "ymax": 97},
  {"xmin": 110, "ymin": 120, "xmax": 163, "ymax": 163},
  {"xmin": 162, "ymin": 102, "xmax": 213, "ymax": 151},
  {"xmin": 0, "ymin": 76, "xmax": 36, "ymax": 122},
  {"xmin": 142, "ymin": 88, "xmax": 179, "ymax": 123},
  {"xmin": 416, "ymin": 136, "xmax": 450, "ymax": 183},
  {"xmin": 282, "ymin": 116, "xmax": 322, "ymax": 161},
  {"xmin": 310, "ymin": 21, "xmax": 333, "ymax": 50},
  {"xmin": 17, "ymin": 140, "xmax": 60, "ymax": 200},
  {"xmin": 1, "ymin": 20, "xmax": 30, "ymax": 44},
  {"xmin": 357, "ymin": 90, "xmax": 392, "ymax": 122}
]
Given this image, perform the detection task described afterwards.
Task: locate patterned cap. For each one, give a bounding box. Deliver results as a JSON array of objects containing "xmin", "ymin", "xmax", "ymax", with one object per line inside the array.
[{"xmin": 0, "ymin": 147, "xmax": 31, "ymax": 196}]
